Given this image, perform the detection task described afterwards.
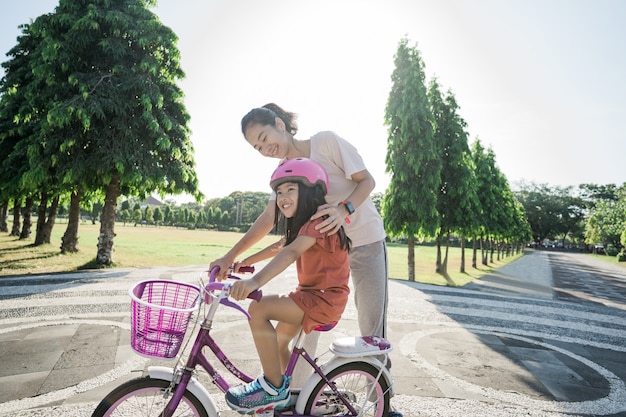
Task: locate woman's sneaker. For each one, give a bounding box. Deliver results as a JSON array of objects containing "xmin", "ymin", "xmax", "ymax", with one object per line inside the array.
[{"xmin": 226, "ymin": 375, "xmax": 291, "ymax": 414}]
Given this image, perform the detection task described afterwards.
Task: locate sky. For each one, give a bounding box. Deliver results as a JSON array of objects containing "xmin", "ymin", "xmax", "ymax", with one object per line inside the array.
[{"xmin": 2, "ymin": 0, "xmax": 625, "ymax": 201}]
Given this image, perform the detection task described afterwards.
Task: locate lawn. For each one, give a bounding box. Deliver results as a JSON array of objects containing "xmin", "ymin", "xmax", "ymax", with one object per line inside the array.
[{"xmin": 0, "ymin": 221, "xmax": 523, "ymax": 286}]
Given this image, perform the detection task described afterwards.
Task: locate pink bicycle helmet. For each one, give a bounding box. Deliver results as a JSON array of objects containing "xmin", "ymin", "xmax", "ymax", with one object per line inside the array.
[{"xmin": 270, "ymin": 158, "xmax": 328, "ymax": 194}]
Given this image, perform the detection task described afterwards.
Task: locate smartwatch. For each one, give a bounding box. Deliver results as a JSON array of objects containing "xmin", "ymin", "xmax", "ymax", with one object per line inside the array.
[
  {"xmin": 342, "ymin": 201, "xmax": 355, "ymax": 215},
  {"xmin": 341, "ymin": 201, "xmax": 355, "ymax": 224}
]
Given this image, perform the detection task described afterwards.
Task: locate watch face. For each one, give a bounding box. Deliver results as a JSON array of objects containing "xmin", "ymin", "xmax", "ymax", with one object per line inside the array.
[{"xmin": 344, "ymin": 201, "xmax": 355, "ymax": 215}]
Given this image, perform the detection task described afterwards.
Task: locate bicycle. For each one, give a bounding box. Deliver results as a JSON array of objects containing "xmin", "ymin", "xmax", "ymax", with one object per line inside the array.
[{"xmin": 92, "ymin": 266, "xmax": 394, "ymax": 417}]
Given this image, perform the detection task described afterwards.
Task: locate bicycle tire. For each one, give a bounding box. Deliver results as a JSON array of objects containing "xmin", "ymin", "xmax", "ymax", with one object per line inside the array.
[
  {"xmin": 91, "ymin": 376, "xmax": 209, "ymax": 417},
  {"xmin": 304, "ymin": 361, "xmax": 390, "ymax": 417}
]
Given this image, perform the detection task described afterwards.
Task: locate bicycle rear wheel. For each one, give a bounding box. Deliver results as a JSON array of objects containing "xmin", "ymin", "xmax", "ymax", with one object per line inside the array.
[
  {"xmin": 92, "ymin": 376, "xmax": 209, "ymax": 417},
  {"xmin": 304, "ymin": 361, "xmax": 390, "ymax": 417}
]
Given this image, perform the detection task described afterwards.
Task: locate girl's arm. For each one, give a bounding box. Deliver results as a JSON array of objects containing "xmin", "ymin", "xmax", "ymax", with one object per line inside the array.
[
  {"xmin": 229, "ymin": 235, "xmax": 316, "ymax": 300},
  {"xmin": 209, "ymin": 200, "xmax": 276, "ymax": 280}
]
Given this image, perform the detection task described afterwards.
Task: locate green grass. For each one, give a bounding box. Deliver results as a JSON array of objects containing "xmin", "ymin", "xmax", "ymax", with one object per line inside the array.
[{"xmin": 0, "ymin": 221, "xmax": 523, "ymax": 285}]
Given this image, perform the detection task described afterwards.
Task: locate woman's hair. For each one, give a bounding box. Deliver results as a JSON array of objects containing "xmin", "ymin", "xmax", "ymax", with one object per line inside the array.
[
  {"xmin": 274, "ymin": 183, "xmax": 351, "ymax": 252},
  {"xmin": 241, "ymin": 103, "xmax": 299, "ymax": 136}
]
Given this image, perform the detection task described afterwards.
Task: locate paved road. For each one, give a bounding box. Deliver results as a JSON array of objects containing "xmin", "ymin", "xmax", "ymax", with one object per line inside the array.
[{"xmin": 1, "ymin": 249, "xmax": 626, "ymax": 416}]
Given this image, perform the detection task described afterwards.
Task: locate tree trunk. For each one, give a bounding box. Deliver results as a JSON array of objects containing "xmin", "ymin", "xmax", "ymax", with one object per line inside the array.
[
  {"xmin": 460, "ymin": 236, "xmax": 466, "ymax": 273},
  {"xmin": 10, "ymin": 202, "xmax": 21, "ymax": 236},
  {"xmin": 61, "ymin": 191, "xmax": 82, "ymax": 253},
  {"xmin": 435, "ymin": 232, "xmax": 442, "ymax": 273},
  {"xmin": 19, "ymin": 197, "xmax": 33, "ymax": 240},
  {"xmin": 471, "ymin": 235, "xmax": 477, "ymax": 268},
  {"xmin": 38, "ymin": 195, "xmax": 59, "ymax": 245},
  {"xmin": 441, "ymin": 231, "xmax": 450, "ymax": 275},
  {"xmin": 0, "ymin": 201, "xmax": 8, "ymax": 232},
  {"xmin": 34, "ymin": 193, "xmax": 48, "ymax": 245},
  {"xmin": 97, "ymin": 175, "xmax": 120, "ymax": 265},
  {"xmin": 408, "ymin": 235, "xmax": 415, "ymax": 282},
  {"xmin": 481, "ymin": 236, "xmax": 488, "ymax": 265}
]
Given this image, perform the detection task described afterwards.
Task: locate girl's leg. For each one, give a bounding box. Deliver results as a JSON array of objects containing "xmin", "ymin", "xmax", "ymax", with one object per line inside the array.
[
  {"xmin": 248, "ymin": 294, "xmax": 304, "ymax": 388},
  {"xmin": 276, "ymin": 321, "xmax": 301, "ymax": 372},
  {"xmin": 350, "ymin": 239, "xmax": 389, "ymax": 338}
]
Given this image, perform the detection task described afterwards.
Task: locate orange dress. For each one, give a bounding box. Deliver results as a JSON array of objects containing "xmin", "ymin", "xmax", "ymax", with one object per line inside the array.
[{"xmin": 288, "ymin": 218, "xmax": 350, "ymax": 333}]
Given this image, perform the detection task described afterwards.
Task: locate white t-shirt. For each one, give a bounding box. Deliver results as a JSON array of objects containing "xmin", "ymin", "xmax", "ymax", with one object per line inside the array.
[{"xmin": 309, "ymin": 131, "xmax": 386, "ymax": 248}]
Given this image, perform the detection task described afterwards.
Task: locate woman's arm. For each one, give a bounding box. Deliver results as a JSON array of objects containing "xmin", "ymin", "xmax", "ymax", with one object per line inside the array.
[
  {"xmin": 229, "ymin": 235, "xmax": 316, "ymax": 300},
  {"xmin": 235, "ymin": 237, "xmax": 285, "ymax": 267},
  {"xmin": 209, "ymin": 200, "xmax": 276, "ymax": 280},
  {"xmin": 311, "ymin": 168, "xmax": 376, "ymax": 234}
]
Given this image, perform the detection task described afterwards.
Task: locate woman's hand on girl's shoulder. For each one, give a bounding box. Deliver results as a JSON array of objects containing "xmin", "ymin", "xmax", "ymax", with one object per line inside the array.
[{"xmin": 311, "ymin": 204, "xmax": 342, "ymax": 235}]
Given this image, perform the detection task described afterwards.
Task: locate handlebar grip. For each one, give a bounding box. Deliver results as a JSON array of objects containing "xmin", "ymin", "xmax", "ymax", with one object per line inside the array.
[{"xmin": 248, "ymin": 289, "xmax": 262, "ymax": 302}]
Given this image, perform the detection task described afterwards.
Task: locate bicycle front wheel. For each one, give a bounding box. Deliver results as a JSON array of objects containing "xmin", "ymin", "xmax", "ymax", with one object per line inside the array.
[
  {"xmin": 304, "ymin": 361, "xmax": 390, "ymax": 417},
  {"xmin": 92, "ymin": 376, "xmax": 209, "ymax": 417}
]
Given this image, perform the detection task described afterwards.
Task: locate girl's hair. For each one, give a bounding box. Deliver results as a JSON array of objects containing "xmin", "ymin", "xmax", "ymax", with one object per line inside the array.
[
  {"xmin": 241, "ymin": 103, "xmax": 299, "ymax": 136},
  {"xmin": 274, "ymin": 183, "xmax": 352, "ymax": 252}
]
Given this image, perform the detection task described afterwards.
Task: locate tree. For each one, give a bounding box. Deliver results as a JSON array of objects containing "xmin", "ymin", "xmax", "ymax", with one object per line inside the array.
[
  {"xmin": 132, "ymin": 208, "xmax": 142, "ymax": 225},
  {"xmin": 163, "ymin": 205, "xmax": 173, "ymax": 225},
  {"xmin": 144, "ymin": 206, "xmax": 154, "ymax": 224},
  {"xmin": 0, "ymin": 16, "xmax": 74, "ymax": 247},
  {"xmin": 428, "ymin": 80, "xmax": 478, "ymax": 277},
  {"xmin": 153, "ymin": 206, "xmax": 163, "ymax": 225},
  {"xmin": 30, "ymin": 0, "xmax": 202, "ymax": 265},
  {"xmin": 383, "ymin": 38, "xmax": 441, "ymax": 282},
  {"xmin": 578, "ymin": 183, "xmax": 619, "ymax": 209},
  {"xmin": 0, "ymin": 23, "xmax": 43, "ymax": 242},
  {"xmin": 585, "ymin": 199, "xmax": 626, "ymax": 250},
  {"xmin": 120, "ymin": 208, "xmax": 131, "ymax": 225},
  {"xmin": 470, "ymin": 139, "xmax": 502, "ymax": 266},
  {"xmin": 515, "ymin": 182, "xmax": 586, "ymax": 247}
]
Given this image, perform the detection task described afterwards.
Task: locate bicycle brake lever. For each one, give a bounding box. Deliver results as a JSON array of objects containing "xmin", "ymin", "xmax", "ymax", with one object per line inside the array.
[{"xmin": 220, "ymin": 298, "xmax": 251, "ymax": 319}]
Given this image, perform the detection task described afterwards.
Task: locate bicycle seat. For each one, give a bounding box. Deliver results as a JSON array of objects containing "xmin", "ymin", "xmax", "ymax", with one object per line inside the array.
[
  {"xmin": 313, "ymin": 321, "xmax": 337, "ymax": 332},
  {"xmin": 330, "ymin": 335, "xmax": 392, "ymax": 357}
]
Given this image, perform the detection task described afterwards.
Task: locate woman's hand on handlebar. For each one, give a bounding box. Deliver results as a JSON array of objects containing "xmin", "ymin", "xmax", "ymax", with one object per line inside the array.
[
  {"xmin": 209, "ymin": 256, "xmax": 233, "ymax": 282},
  {"xmin": 230, "ymin": 278, "xmax": 260, "ymax": 301}
]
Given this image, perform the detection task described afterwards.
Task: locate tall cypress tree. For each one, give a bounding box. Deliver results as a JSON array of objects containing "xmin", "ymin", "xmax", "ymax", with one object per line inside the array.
[
  {"xmin": 428, "ymin": 80, "xmax": 479, "ymax": 276},
  {"xmin": 383, "ymin": 38, "xmax": 441, "ymax": 282}
]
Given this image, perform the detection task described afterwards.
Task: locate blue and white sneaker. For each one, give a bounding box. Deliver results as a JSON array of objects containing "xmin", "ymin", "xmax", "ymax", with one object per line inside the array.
[{"xmin": 226, "ymin": 375, "xmax": 291, "ymax": 414}]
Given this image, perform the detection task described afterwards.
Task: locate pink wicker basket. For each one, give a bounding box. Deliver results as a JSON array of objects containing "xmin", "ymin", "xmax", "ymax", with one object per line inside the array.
[{"xmin": 129, "ymin": 280, "xmax": 201, "ymax": 359}]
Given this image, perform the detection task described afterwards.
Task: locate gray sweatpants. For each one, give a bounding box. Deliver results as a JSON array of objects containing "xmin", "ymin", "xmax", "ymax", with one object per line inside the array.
[{"xmin": 291, "ymin": 239, "xmax": 389, "ymax": 387}]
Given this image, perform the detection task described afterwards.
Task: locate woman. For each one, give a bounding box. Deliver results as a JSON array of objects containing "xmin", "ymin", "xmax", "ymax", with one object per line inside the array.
[
  {"xmin": 225, "ymin": 158, "xmax": 352, "ymax": 413},
  {"xmin": 211, "ymin": 103, "xmax": 389, "ymax": 343}
]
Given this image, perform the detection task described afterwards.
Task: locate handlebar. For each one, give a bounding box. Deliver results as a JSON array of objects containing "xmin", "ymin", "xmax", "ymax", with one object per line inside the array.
[
  {"xmin": 203, "ymin": 266, "xmax": 262, "ymax": 320},
  {"xmin": 206, "ymin": 266, "xmax": 262, "ymax": 302}
]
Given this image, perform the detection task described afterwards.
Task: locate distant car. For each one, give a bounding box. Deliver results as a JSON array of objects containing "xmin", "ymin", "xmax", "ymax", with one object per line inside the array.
[{"xmin": 595, "ymin": 243, "xmax": 605, "ymax": 254}]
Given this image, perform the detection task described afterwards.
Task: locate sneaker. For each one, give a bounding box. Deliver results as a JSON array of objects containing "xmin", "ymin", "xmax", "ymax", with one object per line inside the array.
[{"xmin": 226, "ymin": 375, "xmax": 291, "ymax": 414}]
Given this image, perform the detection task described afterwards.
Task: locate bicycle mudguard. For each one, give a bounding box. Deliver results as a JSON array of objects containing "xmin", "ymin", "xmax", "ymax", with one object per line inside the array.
[
  {"xmin": 330, "ymin": 336, "xmax": 393, "ymax": 358},
  {"xmin": 148, "ymin": 366, "xmax": 219, "ymax": 417},
  {"xmin": 294, "ymin": 356, "xmax": 394, "ymax": 414}
]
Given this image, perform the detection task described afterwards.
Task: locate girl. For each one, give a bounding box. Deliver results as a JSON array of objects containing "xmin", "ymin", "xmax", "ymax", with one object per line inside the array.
[{"xmin": 225, "ymin": 157, "xmax": 352, "ymax": 414}]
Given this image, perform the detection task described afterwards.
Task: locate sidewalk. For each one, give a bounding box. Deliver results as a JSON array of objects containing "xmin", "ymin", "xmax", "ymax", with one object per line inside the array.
[{"xmin": 1, "ymin": 250, "xmax": 626, "ymax": 416}]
